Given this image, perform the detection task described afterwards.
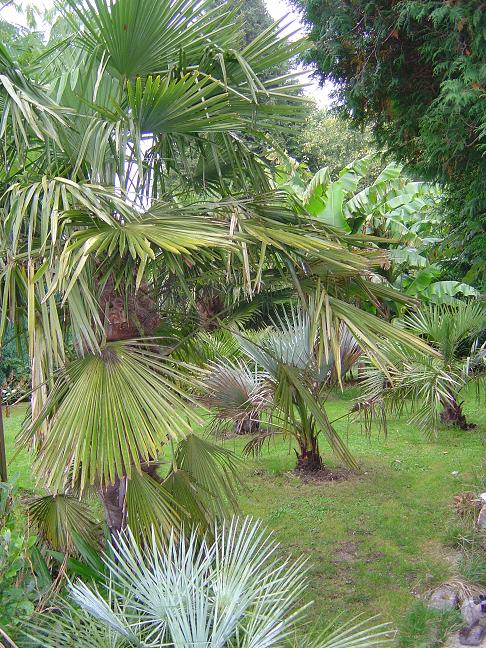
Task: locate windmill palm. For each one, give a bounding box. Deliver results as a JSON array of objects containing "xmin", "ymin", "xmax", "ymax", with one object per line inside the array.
[
  {"xmin": 359, "ymin": 302, "xmax": 485, "ymax": 433},
  {"xmin": 0, "ymin": 0, "xmax": 435, "ymax": 539},
  {"xmin": 204, "ymin": 309, "xmax": 362, "ymax": 471}
]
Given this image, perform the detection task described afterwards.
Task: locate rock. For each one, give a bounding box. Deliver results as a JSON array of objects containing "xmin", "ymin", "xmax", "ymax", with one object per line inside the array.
[
  {"xmin": 478, "ymin": 505, "xmax": 486, "ymax": 530},
  {"xmin": 429, "ymin": 585, "xmax": 459, "ymax": 611},
  {"xmin": 479, "ymin": 493, "xmax": 486, "ymax": 504},
  {"xmin": 445, "ymin": 631, "xmax": 486, "ymax": 648},
  {"xmin": 459, "ymin": 618, "xmax": 486, "ymax": 646},
  {"xmin": 462, "ymin": 599, "xmax": 484, "ymax": 626}
]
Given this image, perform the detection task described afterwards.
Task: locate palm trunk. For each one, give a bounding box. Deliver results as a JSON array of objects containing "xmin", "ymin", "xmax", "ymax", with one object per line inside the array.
[
  {"xmin": 294, "ymin": 403, "xmax": 323, "ymax": 471},
  {"xmin": 440, "ymin": 394, "xmax": 474, "ymax": 430},
  {"xmin": 296, "ymin": 433, "xmax": 322, "ymax": 471},
  {"xmin": 99, "ymin": 477, "xmax": 127, "ymax": 533},
  {"xmin": 236, "ymin": 416, "xmax": 260, "ymax": 435},
  {"xmin": 97, "ymin": 277, "xmax": 162, "ymax": 533},
  {"xmin": 196, "ymin": 291, "xmax": 224, "ymax": 331}
]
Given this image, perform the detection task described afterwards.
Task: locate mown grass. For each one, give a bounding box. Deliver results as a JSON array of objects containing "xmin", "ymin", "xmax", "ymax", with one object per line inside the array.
[{"xmin": 4, "ymin": 388, "xmax": 485, "ymax": 646}]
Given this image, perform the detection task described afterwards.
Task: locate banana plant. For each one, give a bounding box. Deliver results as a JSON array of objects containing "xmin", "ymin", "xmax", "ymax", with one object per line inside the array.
[
  {"xmin": 273, "ymin": 154, "xmax": 439, "ymax": 233},
  {"xmin": 273, "ymin": 154, "xmax": 480, "ymax": 308}
]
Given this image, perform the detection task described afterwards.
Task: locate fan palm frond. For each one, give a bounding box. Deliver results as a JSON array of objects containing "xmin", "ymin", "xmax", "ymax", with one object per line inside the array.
[
  {"xmin": 127, "ymin": 73, "xmax": 242, "ymax": 135},
  {"xmin": 359, "ymin": 342, "xmax": 467, "ymax": 435},
  {"xmin": 309, "ymin": 615, "xmax": 395, "ymax": 647},
  {"xmin": 28, "ymin": 493, "xmax": 100, "ymax": 552},
  {"xmin": 400, "ymin": 302, "xmax": 485, "ymax": 363},
  {"xmin": 174, "ymin": 433, "xmax": 241, "ymax": 516},
  {"xmin": 0, "ymin": 42, "xmax": 66, "ymax": 149},
  {"xmin": 29, "ymin": 518, "xmax": 393, "ymax": 647},
  {"xmin": 203, "ymin": 359, "xmax": 269, "ymax": 420},
  {"xmin": 65, "ymin": 0, "xmax": 236, "ymax": 78},
  {"xmin": 20, "ymin": 341, "xmax": 202, "ymax": 491},
  {"xmin": 237, "ymin": 310, "xmax": 321, "ymax": 379},
  {"xmin": 125, "ymin": 470, "xmax": 181, "ymax": 546}
]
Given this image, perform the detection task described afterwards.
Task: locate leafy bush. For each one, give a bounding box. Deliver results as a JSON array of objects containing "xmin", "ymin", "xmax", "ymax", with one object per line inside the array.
[{"xmin": 0, "ymin": 484, "xmax": 40, "ymax": 639}]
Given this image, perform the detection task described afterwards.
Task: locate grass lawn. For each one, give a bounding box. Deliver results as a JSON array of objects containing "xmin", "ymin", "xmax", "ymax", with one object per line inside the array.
[{"xmin": 4, "ymin": 389, "xmax": 485, "ymax": 646}]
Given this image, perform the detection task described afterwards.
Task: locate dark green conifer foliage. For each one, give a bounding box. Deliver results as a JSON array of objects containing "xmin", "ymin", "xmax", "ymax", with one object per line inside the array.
[{"xmin": 295, "ymin": 0, "xmax": 486, "ymax": 287}]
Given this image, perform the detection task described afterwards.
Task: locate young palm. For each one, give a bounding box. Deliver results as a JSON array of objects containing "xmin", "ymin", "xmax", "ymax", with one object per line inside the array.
[
  {"xmin": 28, "ymin": 518, "xmax": 394, "ymax": 648},
  {"xmin": 360, "ymin": 302, "xmax": 485, "ymax": 432},
  {"xmin": 204, "ymin": 309, "xmax": 362, "ymax": 471}
]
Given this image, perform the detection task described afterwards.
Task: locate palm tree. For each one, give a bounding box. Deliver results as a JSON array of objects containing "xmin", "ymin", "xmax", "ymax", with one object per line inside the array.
[
  {"xmin": 360, "ymin": 302, "xmax": 485, "ymax": 432},
  {"xmin": 0, "ymin": 0, "xmax": 434, "ymax": 537},
  {"xmin": 204, "ymin": 310, "xmax": 363, "ymax": 471},
  {"xmin": 29, "ymin": 517, "xmax": 394, "ymax": 647},
  {"xmin": 0, "ymin": 0, "xmax": 309, "ymax": 534}
]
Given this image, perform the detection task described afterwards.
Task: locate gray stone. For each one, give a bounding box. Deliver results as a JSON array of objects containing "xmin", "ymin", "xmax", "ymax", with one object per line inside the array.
[
  {"xmin": 459, "ymin": 618, "xmax": 486, "ymax": 646},
  {"xmin": 462, "ymin": 599, "xmax": 484, "ymax": 626},
  {"xmin": 478, "ymin": 505, "xmax": 486, "ymax": 530},
  {"xmin": 479, "ymin": 493, "xmax": 486, "ymax": 504},
  {"xmin": 445, "ymin": 631, "xmax": 486, "ymax": 648},
  {"xmin": 428, "ymin": 585, "xmax": 459, "ymax": 610}
]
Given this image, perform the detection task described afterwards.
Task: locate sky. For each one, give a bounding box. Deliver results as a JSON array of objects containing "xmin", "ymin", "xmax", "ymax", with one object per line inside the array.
[
  {"xmin": 1, "ymin": 0, "xmax": 333, "ymax": 106},
  {"xmin": 263, "ymin": 0, "xmax": 333, "ymax": 106}
]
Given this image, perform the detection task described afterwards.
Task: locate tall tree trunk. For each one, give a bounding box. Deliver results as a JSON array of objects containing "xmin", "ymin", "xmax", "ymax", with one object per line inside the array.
[{"xmin": 440, "ymin": 394, "xmax": 475, "ymax": 430}]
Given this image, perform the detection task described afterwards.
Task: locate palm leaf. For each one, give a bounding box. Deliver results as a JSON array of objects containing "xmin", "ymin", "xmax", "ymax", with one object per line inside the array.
[
  {"xmin": 28, "ymin": 518, "xmax": 393, "ymax": 647},
  {"xmin": 175, "ymin": 433, "xmax": 241, "ymax": 516},
  {"xmin": 127, "ymin": 73, "xmax": 241, "ymax": 134},
  {"xmin": 21, "ymin": 341, "xmax": 202, "ymax": 491},
  {"xmin": 66, "ymin": 0, "xmax": 237, "ymax": 78},
  {"xmin": 202, "ymin": 359, "xmax": 269, "ymax": 419},
  {"xmin": 125, "ymin": 470, "xmax": 181, "ymax": 546},
  {"xmin": 400, "ymin": 302, "xmax": 485, "ymax": 362},
  {"xmin": 312, "ymin": 615, "xmax": 394, "ymax": 647},
  {"xmin": 28, "ymin": 493, "xmax": 100, "ymax": 553},
  {"xmin": 278, "ymin": 364, "xmax": 359, "ymax": 470}
]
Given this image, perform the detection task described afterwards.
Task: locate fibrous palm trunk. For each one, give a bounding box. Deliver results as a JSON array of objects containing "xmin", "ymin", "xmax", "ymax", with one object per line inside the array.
[
  {"xmin": 97, "ymin": 277, "xmax": 161, "ymax": 533},
  {"xmin": 440, "ymin": 394, "xmax": 474, "ymax": 430},
  {"xmin": 236, "ymin": 416, "xmax": 260, "ymax": 435},
  {"xmin": 295, "ymin": 434, "xmax": 322, "ymax": 471},
  {"xmin": 99, "ymin": 477, "xmax": 127, "ymax": 533}
]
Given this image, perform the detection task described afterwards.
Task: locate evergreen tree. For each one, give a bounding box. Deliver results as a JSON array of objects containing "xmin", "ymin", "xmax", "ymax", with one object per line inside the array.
[
  {"xmin": 207, "ymin": 0, "xmax": 274, "ymax": 47},
  {"xmin": 295, "ymin": 0, "xmax": 486, "ymax": 288},
  {"xmin": 237, "ymin": 0, "xmax": 274, "ymax": 45}
]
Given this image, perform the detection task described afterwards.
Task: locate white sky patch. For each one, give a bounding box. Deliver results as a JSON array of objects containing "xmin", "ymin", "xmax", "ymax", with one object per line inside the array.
[
  {"xmin": 1, "ymin": 0, "xmax": 332, "ymax": 106},
  {"xmin": 264, "ymin": 0, "xmax": 333, "ymax": 107}
]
